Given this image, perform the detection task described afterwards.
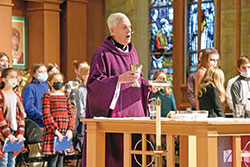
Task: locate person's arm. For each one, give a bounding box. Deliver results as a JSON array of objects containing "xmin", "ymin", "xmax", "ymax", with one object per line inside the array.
[
  {"xmin": 231, "ymin": 81, "xmax": 242, "ymax": 109},
  {"xmin": 17, "ymin": 96, "xmax": 25, "ymax": 137},
  {"xmin": 76, "ymin": 88, "xmax": 86, "ymax": 119},
  {"xmin": 226, "ymin": 79, "xmax": 235, "ymax": 111},
  {"xmin": 0, "ymin": 108, "xmax": 11, "ymax": 137},
  {"xmin": 195, "ymin": 69, "xmax": 206, "ymax": 109},
  {"xmin": 42, "ymin": 93, "xmax": 58, "ymax": 133},
  {"xmin": 66, "ymin": 95, "xmax": 75, "ymax": 131},
  {"xmin": 170, "ymin": 92, "xmax": 177, "ymax": 111},
  {"xmin": 187, "ymin": 73, "xmax": 196, "ymax": 109},
  {"xmin": 23, "ymin": 86, "xmax": 43, "ymax": 120}
]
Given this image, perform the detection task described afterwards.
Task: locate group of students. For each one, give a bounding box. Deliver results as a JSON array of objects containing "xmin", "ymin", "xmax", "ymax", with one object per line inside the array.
[
  {"xmin": 187, "ymin": 48, "xmax": 250, "ymax": 118},
  {"xmin": 0, "ymin": 52, "xmax": 90, "ymax": 167}
]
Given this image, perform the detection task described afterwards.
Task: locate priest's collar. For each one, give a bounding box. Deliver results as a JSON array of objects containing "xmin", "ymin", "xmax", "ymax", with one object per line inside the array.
[{"xmin": 110, "ymin": 37, "xmax": 129, "ymax": 52}]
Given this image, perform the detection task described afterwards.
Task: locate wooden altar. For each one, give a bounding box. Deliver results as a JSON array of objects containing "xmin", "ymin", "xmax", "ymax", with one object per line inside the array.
[{"xmin": 82, "ymin": 117, "xmax": 250, "ymax": 167}]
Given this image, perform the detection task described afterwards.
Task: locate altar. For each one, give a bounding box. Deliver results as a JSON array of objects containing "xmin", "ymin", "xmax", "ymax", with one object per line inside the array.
[{"xmin": 82, "ymin": 117, "xmax": 250, "ymax": 167}]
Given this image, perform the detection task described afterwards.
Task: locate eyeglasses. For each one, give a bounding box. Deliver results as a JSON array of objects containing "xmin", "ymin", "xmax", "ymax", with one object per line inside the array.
[{"xmin": 120, "ymin": 25, "xmax": 135, "ymax": 33}]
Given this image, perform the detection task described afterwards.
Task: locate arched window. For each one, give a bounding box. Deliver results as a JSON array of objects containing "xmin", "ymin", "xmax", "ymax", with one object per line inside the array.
[
  {"xmin": 149, "ymin": 0, "xmax": 174, "ymax": 81},
  {"xmin": 187, "ymin": 0, "xmax": 215, "ymax": 73}
]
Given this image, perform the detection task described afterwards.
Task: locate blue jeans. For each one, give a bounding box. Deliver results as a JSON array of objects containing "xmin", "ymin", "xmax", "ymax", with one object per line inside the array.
[{"xmin": 0, "ymin": 152, "xmax": 16, "ymax": 167}]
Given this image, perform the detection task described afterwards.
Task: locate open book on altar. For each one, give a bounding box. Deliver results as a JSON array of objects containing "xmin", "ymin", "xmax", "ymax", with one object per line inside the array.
[
  {"xmin": 3, "ymin": 138, "xmax": 25, "ymax": 152},
  {"xmin": 54, "ymin": 136, "xmax": 72, "ymax": 152}
]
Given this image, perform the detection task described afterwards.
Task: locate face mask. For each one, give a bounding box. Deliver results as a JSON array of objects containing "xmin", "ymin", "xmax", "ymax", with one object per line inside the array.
[
  {"xmin": 7, "ymin": 78, "xmax": 18, "ymax": 88},
  {"xmin": 0, "ymin": 63, "xmax": 8, "ymax": 70},
  {"xmin": 37, "ymin": 73, "xmax": 48, "ymax": 82},
  {"xmin": 210, "ymin": 60, "xmax": 217, "ymax": 67},
  {"xmin": 52, "ymin": 82, "xmax": 64, "ymax": 90},
  {"xmin": 241, "ymin": 70, "xmax": 250, "ymax": 78}
]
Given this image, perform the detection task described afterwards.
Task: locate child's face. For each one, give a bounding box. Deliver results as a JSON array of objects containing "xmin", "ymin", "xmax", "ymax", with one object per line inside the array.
[
  {"xmin": 51, "ymin": 74, "xmax": 63, "ymax": 85},
  {"xmin": 0, "ymin": 56, "xmax": 9, "ymax": 68},
  {"xmin": 34, "ymin": 66, "xmax": 47, "ymax": 78},
  {"xmin": 3, "ymin": 70, "xmax": 18, "ymax": 88},
  {"xmin": 156, "ymin": 73, "xmax": 167, "ymax": 81}
]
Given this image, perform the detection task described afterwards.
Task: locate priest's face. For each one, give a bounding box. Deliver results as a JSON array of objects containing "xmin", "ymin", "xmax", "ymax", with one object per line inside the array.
[{"xmin": 110, "ymin": 17, "xmax": 132, "ymax": 46}]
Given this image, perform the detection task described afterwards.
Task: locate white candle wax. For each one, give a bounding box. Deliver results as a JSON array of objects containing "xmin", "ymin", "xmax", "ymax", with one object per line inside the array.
[{"xmin": 156, "ymin": 105, "xmax": 161, "ymax": 147}]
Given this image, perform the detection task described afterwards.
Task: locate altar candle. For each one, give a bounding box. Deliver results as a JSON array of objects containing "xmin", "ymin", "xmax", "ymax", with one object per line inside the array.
[{"xmin": 156, "ymin": 97, "xmax": 161, "ymax": 147}]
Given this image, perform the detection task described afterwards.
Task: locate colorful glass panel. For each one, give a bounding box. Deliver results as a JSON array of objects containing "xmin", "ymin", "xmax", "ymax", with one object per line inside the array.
[
  {"xmin": 150, "ymin": 0, "xmax": 173, "ymax": 7},
  {"xmin": 150, "ymin": 54, "xmax": 173, "ymax": 80},
  {"xmin": 200, "ymin": 2, "xmax": 215, "ymax": 49},
  {"xmin": 150, "ymin": 7, "xmax": 174, "ymax": 53},
  {"xmin": 188, "ymin": 3, "xmax": 198, "ymax": 52}
]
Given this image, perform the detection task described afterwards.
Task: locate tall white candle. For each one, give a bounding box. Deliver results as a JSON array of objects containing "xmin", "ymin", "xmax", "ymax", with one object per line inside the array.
[{"xmin": 156, "ymin": 98, "xmax": 161, "ymax": 147}]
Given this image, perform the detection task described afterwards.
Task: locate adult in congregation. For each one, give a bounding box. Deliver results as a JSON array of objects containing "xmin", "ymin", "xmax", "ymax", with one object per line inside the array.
[
  {"xmin": 83, "ymin": 12, "xmax": 149, "ymax": 167},
  {"xmin": 231, "ymin": 56, "xmax": 250, "ymax": 116},
  {"xmin": 230, "ymin": 56, "xmax": 250, "ymax": 166}
]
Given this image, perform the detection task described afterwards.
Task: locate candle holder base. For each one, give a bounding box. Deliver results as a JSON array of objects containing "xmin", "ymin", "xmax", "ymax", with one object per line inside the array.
[{"xmin": 154, "ymin": 146, "xmax": 165, "ymax": 167}]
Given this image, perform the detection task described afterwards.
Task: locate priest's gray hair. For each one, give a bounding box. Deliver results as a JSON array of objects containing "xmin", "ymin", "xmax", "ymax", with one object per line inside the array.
[{"xmin": 107, "ymin": 12, "xmax": 129, "ymax": 29}]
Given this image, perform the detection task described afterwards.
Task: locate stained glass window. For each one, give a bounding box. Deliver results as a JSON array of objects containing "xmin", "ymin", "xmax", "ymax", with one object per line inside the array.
[
  {"xmin": 149, "ymin": 0, "xmax": 174, "ymax": 80},
  {"xmin": 187, "ymin": 0, "xmax": 215, "ymax": 73},
  {"xmin": 200, "ymin": 1, "xmax": 215, "ymax": 49}
]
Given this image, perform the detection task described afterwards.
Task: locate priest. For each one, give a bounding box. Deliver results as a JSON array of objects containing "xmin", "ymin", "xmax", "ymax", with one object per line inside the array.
[{"xmin": 84, "ymin": 12, "xmax": 149, "ymax": 167}]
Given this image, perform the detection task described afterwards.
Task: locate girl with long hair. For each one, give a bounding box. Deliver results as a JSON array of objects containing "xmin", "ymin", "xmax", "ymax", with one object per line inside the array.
[{"xmin": 198, "ymin": 67, "xmax": 225, "ymax": 117}]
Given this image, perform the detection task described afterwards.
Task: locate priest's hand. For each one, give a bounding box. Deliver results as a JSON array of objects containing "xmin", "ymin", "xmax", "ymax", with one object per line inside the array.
[
  {"xmin": 118, "ymin": 71, "xmax": 140, "ymax": 84},
  {"xmin": 55, "ymin": 130, "xmax": 64, "ymax": 142}
]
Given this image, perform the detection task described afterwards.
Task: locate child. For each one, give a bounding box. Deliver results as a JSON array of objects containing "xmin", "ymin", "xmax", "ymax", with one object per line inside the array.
[
  {"xmin": 0, "ymin": 52, "xmax": 9, "ymax": 79},
  {"xmin": 74, "ymin": 64, "xmax": 90, "ymax": 152},
  {"xmin": 0, "ymin": 68, "xmax": 25, "ymax": 167},
  {"xmin": 198, "ymin": 67, "xmax": 225, "ymax": 117},
  {"xmin": 152, "ymin": 70, "xmax": 176, "ymax": 117},
  {"xmin": 65, "ymin": 60, "xmax": 88, "ymax": 109},
  {"xmin": 22, "ymin": 62, "xmax": 49, "ymax": 127},
  {"xmin": 42, "ymin": 73, "xmax": 75, "ymax": 167},
  {"xmin": 195, "ymin": 48, "xmax": 220, "ymax": 109}
]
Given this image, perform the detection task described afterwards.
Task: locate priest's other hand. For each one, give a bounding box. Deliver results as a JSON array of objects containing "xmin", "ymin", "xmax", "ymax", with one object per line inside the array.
[{"xmin": 118, "ymin": 71, "xmax": 140, "ymax": 84}]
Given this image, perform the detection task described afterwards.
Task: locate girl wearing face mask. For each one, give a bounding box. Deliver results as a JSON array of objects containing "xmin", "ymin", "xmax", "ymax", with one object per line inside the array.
[
  {"xmin": 0, "ymin": 52, "xmax": 9, "ymax": 79},
  {"xmin": 195, "ymin": 48, "xmax": 220, "ymax": 109},
  {"xmin": 41, "ymin": 73, "xmax": 74, "ymax": 167},
  {"xmin": 22, "ymin": 62, "xmax": 49, "ymax": 127},
  {"xmin": 0, "ymin": 68, "xmax": 25, "ymax": 167}
]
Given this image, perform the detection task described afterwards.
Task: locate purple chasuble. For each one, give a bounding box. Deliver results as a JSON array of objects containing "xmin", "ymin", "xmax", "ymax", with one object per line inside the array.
[{"xmin": 83, "ymin": 36, "xmax": 149, "ymax": 167}]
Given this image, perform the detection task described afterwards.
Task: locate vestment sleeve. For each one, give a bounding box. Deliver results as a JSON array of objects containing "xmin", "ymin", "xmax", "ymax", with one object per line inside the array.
[
  {"xmin": 87, "ymin": 51, "xmax": 118, "ymax": 117},
  {"xmin": 66, "ymin": 96, "xmax": 75, "ymax": 131}
]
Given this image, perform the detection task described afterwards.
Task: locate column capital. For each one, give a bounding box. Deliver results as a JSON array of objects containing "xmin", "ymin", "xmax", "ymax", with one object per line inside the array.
[
  {"xmin": 65, "ymin": 0, "xmax": 88, "ymax": 3},
  {"xmin": 24, "ymin": 0, "xmax": 64, "ymax": 5},
  {"xmin": 25, "ymin": 0, "xmax": 63, "ymax": 12},
  {"xmin": 0, "ymin": 0, "xmax": 13, "ymax": 7}
]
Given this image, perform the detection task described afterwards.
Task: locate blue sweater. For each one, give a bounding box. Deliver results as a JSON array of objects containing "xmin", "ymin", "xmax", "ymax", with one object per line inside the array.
[
  {"xmin": 23, "ymin": 80, "xmax": 49, "ymax": 127},
  {"xmin": 152, "ymin": 89, "xmax": 177, "ymax": 117}
]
